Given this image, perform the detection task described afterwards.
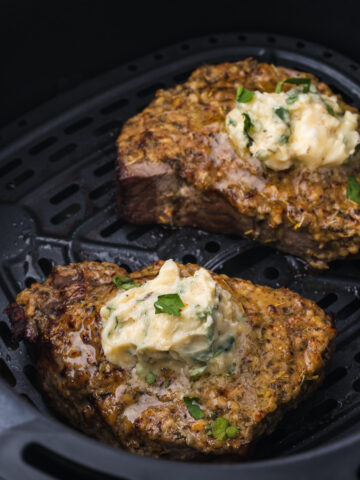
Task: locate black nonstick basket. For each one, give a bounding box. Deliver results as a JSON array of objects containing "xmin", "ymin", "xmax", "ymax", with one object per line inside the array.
[{"xmin": 1, "ymin": 32, "xmax": 360, "ymax": 480}]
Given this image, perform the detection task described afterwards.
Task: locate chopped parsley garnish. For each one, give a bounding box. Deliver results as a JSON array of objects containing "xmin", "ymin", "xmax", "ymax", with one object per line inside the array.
[
  {"xmin": 154, "ymin": 293, "xmax": 185, "ymax": 316},
  {"xmin": 278, "ymin": 134, "xmax": 289, "ymax": 145},
  {"xmin": 242, "ymin": 113, "xmax": 254, "ymax": 148},
  {"xmin": 164, "ymin": 380, "xmax": 171, "ymax": 388},
  {"xmin": 236, "ymin": 85, "xmax": 254, "ymax": 103},
  {"xmin": 225, "ymin": 425, "xmax": 238, "ymax": 439},
  {"xmin": 145, "ymin": 372, "xmax": 156, "ymax": 385},
  {"xmin": 286, "ymin": 94, "xmax": 299, "ymax": 105},
  {"xmin": 228, "ymin": 118, "xmax": 237, "ymax": 126},
  {"xmin": 326, "ymin": 104, "xmax": 335, "ymax": 116},
  {"xmin": 113, "ymin": 275, "xmax": 140, "ymax": 290},
  {"xmin": 346, "ymin": 176, "xmax": 360, "ymax": 204},
  {"xmin": 213, "ymin": 336, "xmax": 235, "ymax": 358},
  {"xmin": 273, "ymin": 107, "xmax": 291, "ymax": 126},
  {"xmin": 211, "ymin": 417, "xmax": 238, "ymax": 440},
  {"xmin": 184, "ymin": 396, "xmax": 205, "ymax": 419},
  {"xmin": 275, "ymin": 77, "xmax": 311, "ymax": 94}
]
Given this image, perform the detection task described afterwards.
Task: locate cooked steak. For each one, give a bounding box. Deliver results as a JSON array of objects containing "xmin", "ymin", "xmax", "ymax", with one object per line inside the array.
[
  {"xmin": 116, "ymin": 58, "xmax": 360, "ymax": 268},
  {"xmin": 5, "ymin": 260, "xmax": 335, "ymax": 459}
]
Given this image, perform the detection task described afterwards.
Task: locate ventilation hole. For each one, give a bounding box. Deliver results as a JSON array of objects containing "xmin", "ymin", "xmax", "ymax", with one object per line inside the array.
[
  {"xmin": 49, "ymin": 143, "xmax": 77, "ymax": 162},
  {"xmin": 322, "ymin": 367, "xmax": 347, "ymax": 389},
  {"xmin": 119, "ymin": 263, "xmax": 131, "ymax": 272},
  {"xmin": 126, "ymin": 226, "xmax": 152, "ymax": 241},
  {"xmin": 128, "ymin": 64, "xmax": 138, "ymax": 71},
  {"xmin": 180, "ymin": 44, "xmax": 190, "ymax": 50},
  {"xmin": 0, "ymin": 158, "xmax": 22, "ymax": 177},
  {"xmin": 354, "ymin": 353, "xmax": 360, "ymax": 363},
  {"xmin": 0, "ymin": 358, "xmax": 16, "ymax": 386},
  {"xmin": 208, "ymin": 37, "xmax": 218, "ymax": 44},
  {"xmin": 296, "ymin": 41, "xmax": 305, "ymax": 48},
  {"xmin": 50, "ymin": 184, "xmax": 79, "ymax": 204},
  {"xmin": 238, "ymin": 34, "xmax": 247, "ymax": 41},
  {"xmin": 38, "ymin": 258, "xmax": 53, "ymax": 276},
  {"xmin": 350, "ymin": 64, "xmax": 358, "ymax": 71},
  {"xmin": 305, "ymin": 399, "xmax": 338, "ymax": 421},
  {"xmin": 100, "ymin": 98, "xmax": 128, "ymax": 115},
  {"xmin": 7, "ymin": 170, "xmax": 34, "ymax": 189},
  {"xmin": 18, "ymin": 119, "xmax": 28, "ymax": 127},
  {"xmin": 137, "ymin": 83, "xmax": 165, "ymax": 98},
  {"xmin": 100, "ymin": 219, "xmax": 123, "ymax": 238},
  {"xmin": 94, "ymin": 160, "xmax": 113, "ymax": 177},
  {"xmin": 182, "ymin": 254, "xmax": 197, "ymax": 264},
  {"xmin": 29, "ymin": 136, "xmax": 57, "ymax": 155},
  {"xmin": 222, "ymin": 246, "xmax": 273, "ymax": 274},
  {"xmin": 89, "ymin": 181, "xmax": 113, "ymax": 200},
  {"xmin": 64, "ymin": 117, "xmax": 93, "ymax": 134},
  {"xmin": 25, "ymin": 276, "xmax": 37, "ymax": 288},
  {"xmin": 173, "ymin": 70, "xmax": 192, "ymax": 83},
  {"xmin": 353, "ymin": 378, "xmax": 360, "ymax": 392},
  {"xmin": 0, "ymin": 321, "xmax": 18, "ymax": 349},
  {"xmin": 263, "ymin": 266, "xmax": 279, "ymax": 280},
  {"xmin": 154, "ymin": 53, "xmax": 163, "ymax": 60},
  {"xmin": 22, "ymin": 443, "xmax": 125, "ymax": 480},
  {"xmin": 317, "ymin": 293, "xmax": 338, "ymax": 309},
  {"xmin": 93, "ymin": 120, "xmax": 122, "ymax": 137},
  {"xmin": 337, "ymin": 298, "xmax": 360, "ymax": 320},
  {"xmin": 23, "ymin": 364, "xmax": 39, "ymax": 389},
  {"xmin": 267, "ymin": 36, "xmax": 276, "ymax": 43},
  {"xmin": 205, "ymin": 241, "xmax": 220, "ymax": 253},
  {"xmin": 50, "ymin": 204, "xmax": 81, "ymax": 225},
  {"xmin": 323, "ymin": 51, "xmax": 333, "ymax": 58}
]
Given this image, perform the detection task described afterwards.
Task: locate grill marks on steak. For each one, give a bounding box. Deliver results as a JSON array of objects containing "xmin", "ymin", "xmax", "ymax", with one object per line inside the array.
[
  {"xmin": 6, "ymin": 261, "xmax": 335, "ymax": 459},
  {"xmin": 116, "ymin": 58, "xmax": 360, "ymax": 268}
]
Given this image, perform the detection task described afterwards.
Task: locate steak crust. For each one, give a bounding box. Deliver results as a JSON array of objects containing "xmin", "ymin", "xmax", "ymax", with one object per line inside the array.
[
  {"xmin": 116, "ymin": 58, "xmax": 360, "ymax": 268},
  {"xmin": 5, "ymin": 261, "xmax": 336, "ymax": 459}
]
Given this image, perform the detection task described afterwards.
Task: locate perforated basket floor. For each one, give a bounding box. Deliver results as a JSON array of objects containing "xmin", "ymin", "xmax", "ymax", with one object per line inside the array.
[{"xmin": 1, "ymin": 32, "xmax": 360, "ymax": 480}]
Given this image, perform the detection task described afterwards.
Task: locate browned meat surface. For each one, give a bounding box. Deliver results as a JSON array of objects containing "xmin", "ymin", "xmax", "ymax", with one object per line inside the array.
[
  {"xmin": 5, "ymin": 260, "xmax": 335, "ymax": 459},
  {"xmin": 116, "ymin": 58, "xmax": 360, "ymax": 268}
]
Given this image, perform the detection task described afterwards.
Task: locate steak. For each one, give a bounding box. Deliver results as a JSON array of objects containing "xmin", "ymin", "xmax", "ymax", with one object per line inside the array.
[
  {"xmin": 5, "ymin": 260, "xmax": 336, "ymax": 459},
  {"xmin": 116, "ymin": 58, "xmax": 360, "ymax": 268}
]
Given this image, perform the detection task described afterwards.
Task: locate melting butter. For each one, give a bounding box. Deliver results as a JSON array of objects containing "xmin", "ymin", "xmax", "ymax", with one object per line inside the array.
[
  {"xmin": 101, "ymin": 260, "xmax": 247, "ymax": 375},
  {"xmin": 226, "ymin": 89, "xmax": 360, "ymax": 170}
]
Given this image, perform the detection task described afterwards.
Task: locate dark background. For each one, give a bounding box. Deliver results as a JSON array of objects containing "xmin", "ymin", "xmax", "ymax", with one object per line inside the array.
[{"xmin": 1, "ymin": 0, "xmax": 359, "ymax": 129}]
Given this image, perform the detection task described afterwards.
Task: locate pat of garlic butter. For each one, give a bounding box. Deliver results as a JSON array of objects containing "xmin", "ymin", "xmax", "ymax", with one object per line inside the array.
[
  {"xmin": 101, "ymin": 260, "xmax": 246, "ymax": 374},
  {"xmin": 226, "ymin": 90, "xmax": 360, "ymax": 170}
]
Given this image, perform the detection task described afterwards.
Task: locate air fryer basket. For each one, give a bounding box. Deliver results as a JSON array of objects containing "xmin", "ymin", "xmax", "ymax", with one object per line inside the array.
[{"xmin": 1, "ymin": 33, "xmax": 360, "ymax": 480}]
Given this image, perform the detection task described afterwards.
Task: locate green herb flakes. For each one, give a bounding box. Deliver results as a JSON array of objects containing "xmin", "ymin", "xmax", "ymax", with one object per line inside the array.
[
  {"xmin": 346, "ymin": 176, "xmax": 360, "ymax": 204},
  {"xmin": 154, "ymin": 293, "xmax": 185, "ymax": 316},
  {"xmin": 213, "ymin": 336, "xmax": 235, "ymax": 358},
  {"xmin": 275, "ymin": 77, "xmax": 311, "ymax": 94},
  {"xmin": 278, "ymin": 134, "xmax": 289, "ymax": 145},
  {"xmin": 183, "ymin": 396, "xmax": 205, "ymax": 420},
  {"xmin": 113, "ymin": 275, "xmax": 140, "ymax": 290},
  {"xmin": 225, "ymin": 425, "xmax": 238, "ymax": 438},
  {"xmin": 228, "ymin": 118, "xmax": 237, "ymax": 126},
  {"xmin": 236, "ymin": 85, "xmax": 254, "ymax": 103},
  {"xmin": 211, "ymin": 417, "xmax": 238, "ymax": 440},
  {"xmin": 145, "ymin": 372, "xmax": 156, "ymax": 385},
  {"xmin": 164, "ymin": 380, "xmax": 171, "ymax": 388},
  {"xmin": 273, "ymin": 107, "xmax": 291, "ymax": 126},
  {"xmin": 286, "ymin": 94, "xmax": 299, "ymax": 105},
  {"xmin": 242, "ymin": 113, "xmax": 254, "ymax": 148},
  {"xmin": 326, "ymin": 104, "xmax": 335, "ymax": 116},
  {"xmin": 212, "ymin": 417, "xmax": 229, "ymax": 440}
]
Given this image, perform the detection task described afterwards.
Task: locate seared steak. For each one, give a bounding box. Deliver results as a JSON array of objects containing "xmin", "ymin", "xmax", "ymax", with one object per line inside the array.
[
  {"xmin": 116, "ymin": 59, "xmax": 360, "ymax": 268},
  {"xmin": 6, "ymin": 260, "xmax": 335, "ymax": 459}
]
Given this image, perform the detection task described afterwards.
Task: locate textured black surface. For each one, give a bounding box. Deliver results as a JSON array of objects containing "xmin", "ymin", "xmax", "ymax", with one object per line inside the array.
[{"xmin": 0, "ymin": 33, "xmax": 360, "ymax": 479}]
